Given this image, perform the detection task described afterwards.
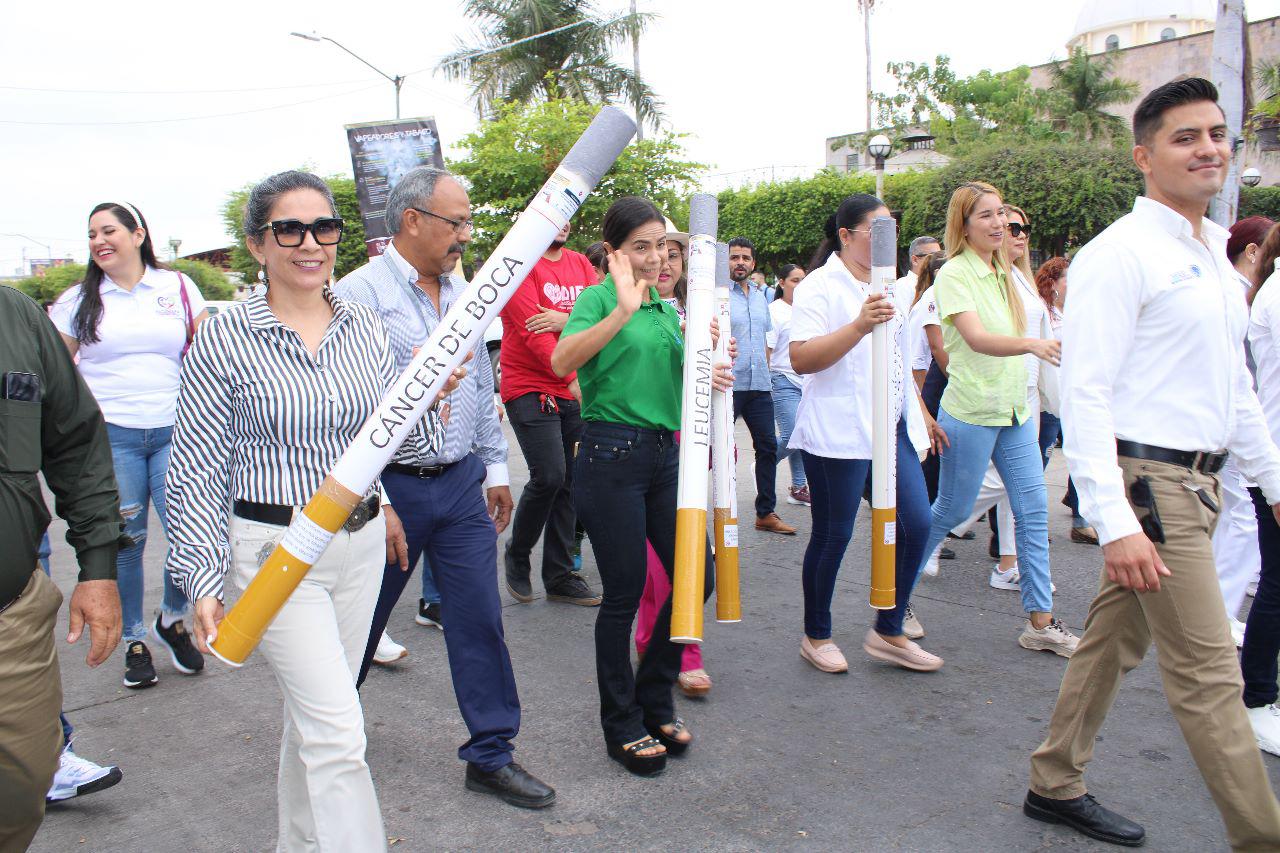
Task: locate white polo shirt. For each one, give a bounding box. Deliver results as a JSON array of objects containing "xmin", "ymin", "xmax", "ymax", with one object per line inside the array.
[
  {"xmin": 50, "ymin": 266, "xmax": 206, "ymax": 429},
  {"xmin": 765, "ymin": 298, "xmax": 800, "ymax": 387},
  {"xmin": 1062, "ymin": 196, "xmax": 1280, "ymax": 545},
  {"xmin": 907, "ymin": 284, "xmax": 940, "ymax": 372},
  {"xmin": 1249, "ymin": 271, "xmax": 1280, "ymax": 447},
  {"xmin": 788, "ymin": 251, "xmax": 925, "ymax": 459},
  {"xmin": 1012, "ymin": 266, "xmax": 1045, "ymax": 395}
]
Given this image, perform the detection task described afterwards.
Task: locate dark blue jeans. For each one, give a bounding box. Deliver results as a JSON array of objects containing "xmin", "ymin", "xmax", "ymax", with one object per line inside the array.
[
  {"xmin": 800, "ymin": 420, "xmax": 930, "ymax": 639},
  {"xmin": 733, "ymin": 390, "xmax": 778, "ymax": 517},
  {"xmin": 357, "ymin": 454, "xmax": 520, "ymax": 772},
  {"xmin": 1243, "ymin": 487, "xmax": 1280, "ymax": 708},
  {"xmin": 573, "ymin": 422, "xmax": 713, "ymax": 745}
]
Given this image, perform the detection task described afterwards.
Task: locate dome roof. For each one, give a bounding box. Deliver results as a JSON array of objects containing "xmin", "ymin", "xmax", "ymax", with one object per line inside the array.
[{"xmin": 1071, "ymin": 0, "xmax": 1214, "ymax": 38}]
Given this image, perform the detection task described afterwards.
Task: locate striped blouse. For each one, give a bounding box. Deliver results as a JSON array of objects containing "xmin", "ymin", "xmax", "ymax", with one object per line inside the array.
[{"xmin": 164, "ymin": 289, "xmax": 445, "ymax": 603}]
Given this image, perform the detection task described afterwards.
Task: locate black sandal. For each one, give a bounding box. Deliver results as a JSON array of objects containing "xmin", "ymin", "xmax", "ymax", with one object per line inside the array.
[
  {"xmin": 607, "ymin": 736, "xmax": 667, "ymax": 776},
  {"xmin": 646, "ymin": 718, "xmax": 692, "ymax": 757}
]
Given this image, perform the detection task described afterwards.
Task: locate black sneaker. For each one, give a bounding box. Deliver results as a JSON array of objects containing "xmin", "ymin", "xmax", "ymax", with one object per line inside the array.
[
  {"xmin": 546, "ymin": 574, "xmax": 602, "ymax": 606},
  {"xmin": 123, "ymin": 641, "xmax": 158, "ymax": 689},
  {"xmin": 415, "ymin": 599, "xmax": 444, "ymax": 630},
  {"xmin": 150, "ymin": 615, "xmax": 205, "ymax": 675},
  {"xmin": 504, "ymin": 543, "xmax": 535, "ymax": 603}
]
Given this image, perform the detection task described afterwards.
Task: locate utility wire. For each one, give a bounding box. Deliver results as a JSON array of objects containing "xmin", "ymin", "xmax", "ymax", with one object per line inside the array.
[
  {"xmin": 0, "ymin": 79, "xmax": 368, "ymax": 96},
  {"xmin": 0, "ymin": 84, "xmax": 381, "ymax": 127}
]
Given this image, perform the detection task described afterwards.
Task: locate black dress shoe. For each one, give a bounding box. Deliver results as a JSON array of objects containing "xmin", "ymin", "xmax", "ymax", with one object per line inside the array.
[
  {"xmin": 465, "ymin": 762, "xmax": 556, "ymax": 809},
  {"xmin": 1024, "ymin": 790, "xmax": 1145, "ymax": 847},
  {"xmin": 939, "ymin": 546, "xmax": 956, "ymax": 560}
]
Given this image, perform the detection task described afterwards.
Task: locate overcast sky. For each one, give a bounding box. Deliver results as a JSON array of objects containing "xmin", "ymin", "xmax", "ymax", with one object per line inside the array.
[{"xmin": 4, "ymin": 0, "xmax": 1279, "ymax": 273}]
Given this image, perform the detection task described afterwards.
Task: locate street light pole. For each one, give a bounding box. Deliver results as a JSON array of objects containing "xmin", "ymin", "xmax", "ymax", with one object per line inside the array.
[
  {"xmin": 630, "ymin": 0, "xmax": 643, "ymax": 140},
  {"xmin": 868, "ymin": 134, "xmax": 892, "ymax": 201},
  {"xmin": 291, "ymin": 32, "xmax": 405, "ymax": 119}
]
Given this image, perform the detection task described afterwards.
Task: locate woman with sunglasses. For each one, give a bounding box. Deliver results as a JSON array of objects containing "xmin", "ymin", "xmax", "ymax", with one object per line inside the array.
[
  {"xmin": 788, "ymin": 194, "xmax": 945, "ymax": 674},
  {"xmin": 49, "ymin": 201, "xmax": 208, "ymax": 690},
  {"xmin": 915, "ymin": 182, "xmax": 1077, "ymax": 658},
  {"xmin": 165, "ymin": 170, "xmax": 454, "ymax": 851},
  {"xmin": 552, "ymin": 196, "xmax": 731, "ymax": 776}
]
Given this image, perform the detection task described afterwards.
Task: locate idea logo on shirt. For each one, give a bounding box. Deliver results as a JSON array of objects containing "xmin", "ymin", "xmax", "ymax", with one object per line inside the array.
[
  {"xmin": 155, "ymin": 295, "xmax": 182, "ymax": 318},
  {"xmin": 542, "ymin": 282, "xmax": 586, "ymax": 308}
]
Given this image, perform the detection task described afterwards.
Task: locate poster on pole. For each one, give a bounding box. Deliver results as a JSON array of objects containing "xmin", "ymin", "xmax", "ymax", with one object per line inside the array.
[{"xmin": 345, "ymin": 117, "xmax": 445, "ymax": 257}]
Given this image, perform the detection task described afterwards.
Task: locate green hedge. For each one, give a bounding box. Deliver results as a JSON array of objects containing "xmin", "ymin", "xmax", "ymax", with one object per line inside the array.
[
  {"xmin": 12, "ymin": 259, "xmax": 234, "ymax": 306},
  {"xmin": 1241, "ymin": 186, "xmax": 1280, "ymax": 222},
  {"xmin": 718, "ymin": 139, "xmax": 1143, "ymax": 274}
]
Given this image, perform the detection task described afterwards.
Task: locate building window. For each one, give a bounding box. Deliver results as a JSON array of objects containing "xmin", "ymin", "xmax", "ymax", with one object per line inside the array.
[
  {"xmin": 1160, "ymin": 27, "xmax": 1176, "ymax": 41},
  {"xmin": 846, "ymin": 153, "xmax": 858, "ymax": 173},
  {"xmin": 1105, "ymin": 34, "xmax": 1120, "ymax": 50}
]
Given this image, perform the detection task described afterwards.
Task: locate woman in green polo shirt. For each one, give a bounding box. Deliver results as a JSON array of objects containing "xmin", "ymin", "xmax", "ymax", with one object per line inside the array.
[
  {"xmin": 552, "ymin": 196, "xmax": 728, "ymax": 777},
  {"xmin": 916, "ymin": 181, "xmax": 1079, "ymax": 658}
]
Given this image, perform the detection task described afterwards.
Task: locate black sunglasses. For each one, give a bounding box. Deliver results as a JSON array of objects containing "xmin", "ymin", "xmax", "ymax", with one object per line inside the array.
[
  {"xmin": 1129, "ymin": 476, "xmax": 1165, "ymax": 544},
  {"xmin": 1008, "ymin": 222, "xmax": 1031, "ymax": 238},
  {"xmin": 259, "ymin": 217, "xmax": 344, "ymax": 247}
]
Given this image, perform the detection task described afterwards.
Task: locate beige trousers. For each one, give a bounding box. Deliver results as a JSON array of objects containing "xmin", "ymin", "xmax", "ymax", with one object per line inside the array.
[
  {"xmin": 1030, "ymin": 457, "xmax": 1280, "ymax": 851},
  {"xmin": 0, "ymin": 570, "xmax": 64, "ymax": 853},
  {"xmin": 230, "ymin": 514, "xmax": 388, "ymax": 853}
]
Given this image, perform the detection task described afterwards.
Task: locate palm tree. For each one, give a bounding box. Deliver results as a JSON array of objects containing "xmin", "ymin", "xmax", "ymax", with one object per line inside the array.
[
  {"xmin": 437, "ymin": 0, "xmax": 663, "ymax": 128},
  {"xmin": 1046, "ymin": 47, "xmax": 1139, "ymax": 142}
]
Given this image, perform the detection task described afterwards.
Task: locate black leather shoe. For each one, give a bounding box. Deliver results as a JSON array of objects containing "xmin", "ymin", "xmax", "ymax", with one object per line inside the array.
[
  {"xmin": 939, "ymin": 546, "xmax": 956, "ymax": 560},
  {"xmin": 465, "ymin": 762, "xmax": 556, "ymax": 809},
  {"xmin": 1024, "ymin": 790, "xmax": 1145, "ymax": 847},
  {"xmin": 504, "ymin": 544, "xmax": 534, "ymax": 603}
]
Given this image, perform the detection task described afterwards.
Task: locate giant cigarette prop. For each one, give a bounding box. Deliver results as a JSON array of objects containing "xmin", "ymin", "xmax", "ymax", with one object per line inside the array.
[
  {"xmin": 670, "ymin": 194, "xmax": 718, "ymax": 644},
  {"xmin": 209, "ymin": 107, "xmax": 637, "ymax": 666},
  {"xmin": 869, "ymin": 216, "xmax": 898, "ymax": 610},
  {"xmin": 711, "ymin": 241, "xmax": 742, "ymax": 624}
]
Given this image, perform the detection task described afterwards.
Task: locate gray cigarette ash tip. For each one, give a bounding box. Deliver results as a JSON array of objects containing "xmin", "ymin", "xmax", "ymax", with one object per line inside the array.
[
  {"xmin": 689, "ymin": 194, "xmax": 718, "ymax": 237},
  {"xmin": 871, "ymin": 216, "xmax": 897, "ymax": 267},
  {"xmin": 715, "ymin": 242, "xmax": 729, "ymax": 285},
  {"xmin": 559, "ymin": 106, "xmax": 637, "ymax": 189}
]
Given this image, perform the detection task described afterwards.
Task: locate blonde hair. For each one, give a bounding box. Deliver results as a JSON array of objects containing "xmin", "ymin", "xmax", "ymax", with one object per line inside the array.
[
  {"xmin": 943, "ymin": 181, "xmax": 1024, "ymax": 335},
  {"xmin": 1004, "ymin": 203, "xmax": 1034, "ymax": 283}
]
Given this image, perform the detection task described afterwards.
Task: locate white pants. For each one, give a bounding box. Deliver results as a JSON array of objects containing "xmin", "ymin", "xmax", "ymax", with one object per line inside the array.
[
  {"xmin": 949, "ymin": 389, "xmax": 1039, "ymax": 560},
  {"xmin": 1214, "ymin": 458, "xmax": 1261, "ymax": 617},
  {"xmin": 230, "ymin": 514, "xmax": 388, "ymax": 853}
]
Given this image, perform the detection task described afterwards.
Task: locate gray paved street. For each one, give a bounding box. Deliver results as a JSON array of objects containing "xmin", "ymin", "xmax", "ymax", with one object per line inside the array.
[{"xmin": 31, "ymin": 419, "xmax": 1278, "ymax": 852}]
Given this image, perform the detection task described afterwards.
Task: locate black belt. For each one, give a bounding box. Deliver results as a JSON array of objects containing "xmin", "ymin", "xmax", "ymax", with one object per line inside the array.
[
  {"xmin": 384, "ymin": 461, "xmax": 458, "ymax": 479},
  {"xmin": 1116, "ymin": 440, "xmax": 1227, "ymax": 475},
  {"xmin": 232, "ymin": 496, "xmax": 381, "ymax": 533}
]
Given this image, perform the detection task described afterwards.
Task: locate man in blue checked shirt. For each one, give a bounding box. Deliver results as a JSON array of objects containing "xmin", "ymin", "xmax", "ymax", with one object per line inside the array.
[
  {"xmin": 728, "ymin": 237, "xmax": 796, "ymax": 535},
  {"xmin": 337, "ymin": 165, "xmax": 556, "ymax": 810}
]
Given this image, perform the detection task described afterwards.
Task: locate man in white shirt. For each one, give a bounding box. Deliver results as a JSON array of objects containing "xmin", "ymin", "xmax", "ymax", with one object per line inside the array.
[{"xmin": 1024, "ymin": 78, "xmax": 1280, "ymax": 850}]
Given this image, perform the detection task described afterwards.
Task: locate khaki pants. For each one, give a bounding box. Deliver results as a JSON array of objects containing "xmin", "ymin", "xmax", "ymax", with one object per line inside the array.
[
  {"xmin": 1030, "ymin": 457, "xmax": 1280, "ymax": 851},
  {"xmin": 0, "ymin": 571, "xmax": 64, "ymax": 853}
]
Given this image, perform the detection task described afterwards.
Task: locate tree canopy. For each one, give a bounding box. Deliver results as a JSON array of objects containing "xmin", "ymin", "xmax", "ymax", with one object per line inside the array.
[
  {"xmin": 450, "ymin": 98, "xmax": 702, "ymax": 264},
  {"xmin": 437, "ymin": 0, "xmax": 662, "ymax": 128}
]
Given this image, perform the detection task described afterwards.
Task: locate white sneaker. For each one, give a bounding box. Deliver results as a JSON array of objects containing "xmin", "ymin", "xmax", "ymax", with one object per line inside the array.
[
  {"xmin": 46, "ymin": 745, "xmax": 122, "ymax": 803},
  {"xmin": 1230, "ymin": 616, "xmax": 1247, "ymax": 649},
  {"xmin": 1248, "ymin": 704, "xmax": 1280, "ymax": 756},
  {"xmin": 902, "ymin": 604, "xmax": 925, "ymax": 640},
  {"xmin": 922, "ymin": 545, "xmax": 941, "ymax": 578},
  {"xmin": 989, "ymin": 563, "xmax": 1055, "ymax": 593},
  {"xmin": 990, "ymin": 564, "xmax": 1021, "ymax": 590},
  {"xmin": 372, "ymin": 631, "xmax": 408, "ymax": 665},
  {"xmin": 1018, "ymin": 618, "xmax": 1080, "ymax": 658}
]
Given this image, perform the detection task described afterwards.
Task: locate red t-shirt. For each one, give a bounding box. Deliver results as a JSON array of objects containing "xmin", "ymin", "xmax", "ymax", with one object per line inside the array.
[{"xmin": 499, "ymin": 248, "xmax": 597, "ymax": 403}]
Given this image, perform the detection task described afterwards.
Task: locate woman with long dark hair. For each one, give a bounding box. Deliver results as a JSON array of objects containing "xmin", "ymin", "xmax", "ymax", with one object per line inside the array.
[
  {"xmin": 50, "ymin": 202, "xmax": 208, "ymax": 689},
  {"xmin": 552, "ymin": 196, "xmax": 731, "ymax": 776},
  {"xmin": 789, "ymin": 194, "xmax": 946, "ymax": 674}
]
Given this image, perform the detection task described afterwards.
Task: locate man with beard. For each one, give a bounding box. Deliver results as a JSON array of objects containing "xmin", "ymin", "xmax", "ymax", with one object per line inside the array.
[
  {"xmin": 728, "ymin": 237, "xmax": 795, "ymax": 533},
  {"xmin": 336, "ymin": 166, "xmax": 556, "ymax": 810},
  {"xmin": 498, "ymin": 219, "xmax": 601, "ymax": 606}
]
